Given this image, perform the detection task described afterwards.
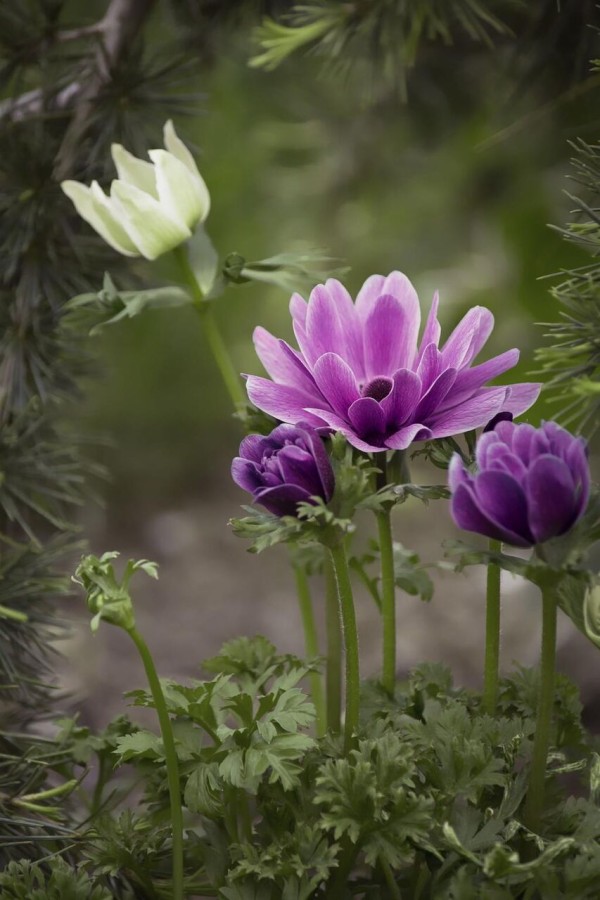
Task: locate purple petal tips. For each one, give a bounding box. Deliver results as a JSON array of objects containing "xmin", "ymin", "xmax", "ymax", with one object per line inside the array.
[
  {"xmin": 245, "ymin": 272, "xmax": 540, "ymax": 452},
  {"xmin": 448, "ymin": 420, "xmax": 591, "ymax": 548}
]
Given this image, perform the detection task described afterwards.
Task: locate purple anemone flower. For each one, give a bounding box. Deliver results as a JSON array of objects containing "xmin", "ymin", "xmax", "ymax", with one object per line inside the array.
[
  {"xmin": 245, "ymin": 272, "xmax": 541, "ymax": 453},
  {"xmin": 449, "ymin": 420, "xmax": 590, "ymax": 548},
  {"xmin": 231, "ymin": 423, "xmax": 334, "ymax": 517}
]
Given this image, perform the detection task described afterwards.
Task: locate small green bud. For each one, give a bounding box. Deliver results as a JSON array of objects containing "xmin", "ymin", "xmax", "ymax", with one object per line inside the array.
[{"xmin": 73, "ymin": 552, "xmax": 158, "ymax": 633}]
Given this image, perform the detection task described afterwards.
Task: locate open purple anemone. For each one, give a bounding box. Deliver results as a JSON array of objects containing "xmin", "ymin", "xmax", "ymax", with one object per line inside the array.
[
  {"xmin": 245, "ymin": 272, "xmax": 541, "ymax": 453},
  {"xmin": 231, "ymin": 424, "xmax": 334, "ymax": 517},
  {"xmin": 449, "ymin": 420, "xmax": 590, "ymax": 547}
]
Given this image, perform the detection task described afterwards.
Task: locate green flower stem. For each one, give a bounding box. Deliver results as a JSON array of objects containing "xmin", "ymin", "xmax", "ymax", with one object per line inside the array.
[
  {"xmin": 329, "ymin": 541, "xmax": 360, "ymax": 752},
  {"xmin": 380, "ymin": 856, "xmax": 402, "ymax": 899},
  {"xmin": 127, "ymin": 627, "xmax": 184, "ymax": 900},
  {"xmin": 377, "ymin": 508, "xmax": 396, "ymax": 696},
  {"xmin": 523, "ymin": 585, "xmax": 558, "ymax": 833},
  {"xmin": 325, "ymin": 557, "xmax": 342, "ymax": 735},
  {"xmin": 482, "ymin": 538, "xmax": 502, "ymax": 715},
  {"xmin": 173, "ymin": 245, "xmax": 245, "ymax": 410},
  {"xmin": 328, "ymin": 837, "xmax": 360, "ymax": 897},
  {"xmin": 294, "ymin": 564, "xmax": 326, "ymax": 737}
]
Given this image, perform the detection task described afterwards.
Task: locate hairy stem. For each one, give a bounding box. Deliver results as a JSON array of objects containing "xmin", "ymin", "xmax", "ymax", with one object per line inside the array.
[
  {"xmin": 482, "ymin": 538, "xmax": 502, "ymax": 715},
  {"xmin": 325, "ymin": 557, "xmax": 342, "ymax": 735},
  {"xmin": 329, "ymin": 542, "xmax": 360, "ymax": 752},
  {"xmin": 294, "ymin": 564, "xmax": 326, "ymax": 737},
  {"xmin": 174, "ymin": 245, "xmax": 245, "ymax": 409},
  {"xmin": 377, "ymin": 508, "xmax": 396, "ymax": 696},
  {"xmin": 523, "ymin": 585, "xmax": 557, "ymax": 833},
  {"xmin": 127, "ymin": 627, "xmax": 184, "ymax": 900}
]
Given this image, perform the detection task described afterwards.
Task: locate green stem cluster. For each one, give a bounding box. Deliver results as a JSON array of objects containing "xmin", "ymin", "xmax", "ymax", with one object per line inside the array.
[{"xmin": 127, "ymin": 627, "xmax": 184, "ymax": 900}]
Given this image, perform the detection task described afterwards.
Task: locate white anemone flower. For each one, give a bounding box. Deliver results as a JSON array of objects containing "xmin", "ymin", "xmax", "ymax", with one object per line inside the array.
[{"xmin": 61, "ymin": 121, "xmax": 210, "ymax": 260}]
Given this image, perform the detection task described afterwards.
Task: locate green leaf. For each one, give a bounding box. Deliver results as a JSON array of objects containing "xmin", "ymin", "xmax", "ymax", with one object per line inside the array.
[
  {"xmin": 393, "ymin": 541, "xmax": 434, "ymax": 602},
  {"xmin": 184, "ymin": 763, "xmax": 223, "ymax": 817},
  {"xmin": 113, "ymin": 730, "xmax": 163, "ymax": 763},
  {"xmin": 188, "ymin": 225, "xmax": 220, "ymax": 295},
  {"xmin": 66, "ymin": 272, "xmax": 192, "ymax": 334}
]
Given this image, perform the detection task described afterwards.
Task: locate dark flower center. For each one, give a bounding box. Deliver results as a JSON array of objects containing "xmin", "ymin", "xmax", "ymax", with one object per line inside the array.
[{"xmin": 361, "ymin": 376, "xmax": 393, "ymax": 402}]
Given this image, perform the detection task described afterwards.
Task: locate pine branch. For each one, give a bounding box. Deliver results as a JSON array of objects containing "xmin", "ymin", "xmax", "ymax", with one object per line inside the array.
[{"xmin": 535, "ymin": 139, "xmax": 600, "ymax": 434}]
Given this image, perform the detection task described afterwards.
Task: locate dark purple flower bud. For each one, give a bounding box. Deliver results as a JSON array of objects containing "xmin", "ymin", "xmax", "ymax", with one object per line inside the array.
[
  {"xmin": 448, "ymin": 420, "xmax": 590, "ymax": 547},
  {"xmin": 231, "ymin": 424, "xmax": 335, "ymax": 517},
  {"xmin": 483, "ymin": 411, "xmax": 513, "ymax": 433}
]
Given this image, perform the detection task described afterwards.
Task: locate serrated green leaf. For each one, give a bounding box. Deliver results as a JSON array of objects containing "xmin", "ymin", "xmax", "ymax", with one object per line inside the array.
[{"xmin": 114, "ymin": 730, "xmax": 163, "ymax": 763}]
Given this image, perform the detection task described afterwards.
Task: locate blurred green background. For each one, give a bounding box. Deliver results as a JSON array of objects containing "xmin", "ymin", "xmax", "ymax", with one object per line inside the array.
[{"xmin": 73, "ymin": 13, "xmax": 596, "ymax": 520}]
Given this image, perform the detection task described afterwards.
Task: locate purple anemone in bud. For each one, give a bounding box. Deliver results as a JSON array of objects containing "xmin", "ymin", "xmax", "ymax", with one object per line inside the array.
[
  {"xmin": 245, "ymin": 272, "xmax": 541, "ymax": 453},
  {"xmin": 449, "ymin": 420, "xmax": 590, "ymax": 547},
  {"xmin": 231, "ymin": 424, "xmax": 334, "ymax": 517}
]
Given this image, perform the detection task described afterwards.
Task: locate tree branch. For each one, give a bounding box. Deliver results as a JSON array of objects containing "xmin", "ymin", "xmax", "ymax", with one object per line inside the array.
[
  {"xmin": 53, "ymin": 0, "xmax": 157, "ymax": 179},
  {"xmin": 0, "ymin": 0, "xmax": 157, "ymax": 164}
]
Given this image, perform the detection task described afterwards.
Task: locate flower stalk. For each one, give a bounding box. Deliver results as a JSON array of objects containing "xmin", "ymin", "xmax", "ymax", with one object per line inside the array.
[
  {"xmin": 377, "ymin": 507, "xmax": 396, "ymax": 697},
  {"xmin": 328, "ymin": 541, "xmax": 360, "ymax": 752},
  {"xmin": 173, "ymin": 244, "xmax": 245, "ymax": 410},
  {"xmin": 376, "ymin": 453, "xmax": 398, "ymax": 696},
  {"xmin": 325, "ymin": 557, "xmax": 342, "ymax": 735},
  {"xmin": 523, "ymin": 584, "xmax": 558, "ymax": 833},
  {"xmin": 482, "ymin": 538, "xmax": 502, "ymax": 715},
  {"xmin": 127, "ymin": 626, "xmax": 184, "ymax": 900},
  {"xmin": 294, "ymin": 564, "xmax": 326, "ymax": 737}
]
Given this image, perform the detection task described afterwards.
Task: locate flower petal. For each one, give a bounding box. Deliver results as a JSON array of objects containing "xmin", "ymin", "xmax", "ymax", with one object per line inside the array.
[
  {"xmin": 363, "ymin": 292, "xmax": 416, "ymax": 378},
  {"xmin": 428, "ymin": 387, "xmax": 508, "ymax": 439},
  {"xmin": 441, "ymin": 307, "xmax": 494, "ymax": 369},
  {"xmin": 525, "ymin": 455, "xmax": 579, "ymax": 543},
  {"xmin": 304, "ymin": 407, "xmax": 385, "ymax": 452},
  {"xmin": 276, "ymin": 445, "xmax": 323, "ymax": 496},
  {"xmin": 416, "ymin": 291, "xmax": 441, "ymax": 362},
  {"xmin": 449, "ymin": 348, "xmax": 520, "ymax": 400},
  {"xmin": 61, "ymin": 181, "xmax": 139, "ymax": 256},
  {"xmin": 110, "ymin": 181, "xmax": 191, "ymax": 259},
  {"xmin": 474, "ymin": 470, "xmax": 533, "ymax": 544},
  {"xmin": 413, "ymin": 369, "xmax": 457, "ymax": 422},
  {"xmin": 448, "ymin": 453, "xmax": 470, "ymax": 493},
  {"xmin": 304, "ymin": 283, "xmax": 361, "ymax": 372},
  {"xmin": 380, "ymin": 369, "xmax": 422, "ymax": 429},
  {"xmin": 254, "ymin": 483, "xmax": 312, "ymax": 517},
  {"xmin": 238, "ymin": 433, "xmax": 268, "ymax": 463},
  {"xmin": 246, "ymin": 376, "xmax": 325, "ymax": 425},
  {"xmin": 289, "ymin": 292, "xmax": 308, "ymax": 328},
  {"xmin": 347, "ymin": 397, "xmax": 386, "ymax": 442},
  {"xmin": 253, "ymin": 327, "xmax": 320, "ymax": 396},
  {"xmin": 111, "ymin": 144, "xmax": 158, "ymax": 196},
  {"xmin": 163, "ymin": 120, "xmax": 201, "ymax": 177},
  {"xmin": 565, "ymin": 439, "xmax": 591, "ymax": 516},
  {"xmin": 416, "ymin": 343, "xmax": 443, "ymax": 392},
  {"xmin": 502, "ymin": 382, "xmax": 542, "ymax": 417},
  {"xmin": 385, "ymin": 423, "xmax": 432, "ymax": 450},
  {"xmin": 231, "ymin": 457, "xmax": 263, "ymax": 494},
  {"xmin": 451, "ymin": 482, "xmax": 530, "ymax": 546},
  {"xmin": 302, "ymin": 430, "xmax": 335, "ymax": 501},
  {"xmin": 511, "ymin": 423, "xmax": 537, "ymax": 463},
  {"xmin": 149, "ymin": 148, "xmax": 210, "ymax": 229},
  {"xmin": 312, "ymin": 352, "xmax": 360, "ymax": 418}
]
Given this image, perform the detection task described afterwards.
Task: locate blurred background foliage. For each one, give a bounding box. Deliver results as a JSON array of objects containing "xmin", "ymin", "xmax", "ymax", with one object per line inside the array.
[{"xmin": 70, "ymin": 1, "xmax": 599, "ymax": 516}]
